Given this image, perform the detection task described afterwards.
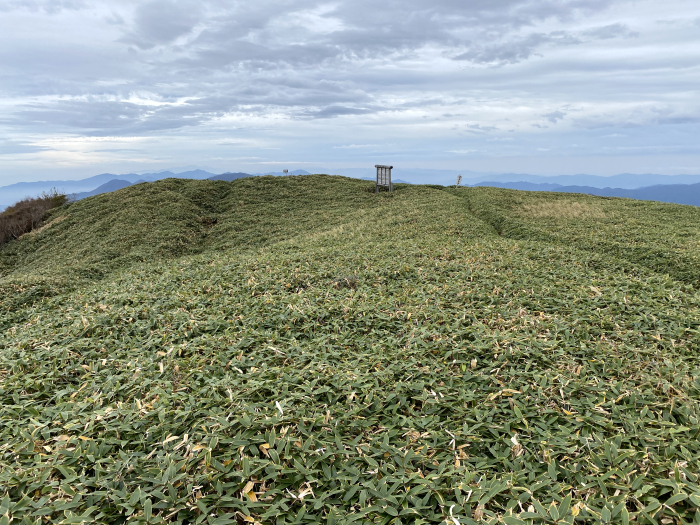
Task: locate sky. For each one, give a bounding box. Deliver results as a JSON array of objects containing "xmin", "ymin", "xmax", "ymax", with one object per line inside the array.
[{"xmin": 1, "ymin": 0, "xmax": 700, "ymax": 184}]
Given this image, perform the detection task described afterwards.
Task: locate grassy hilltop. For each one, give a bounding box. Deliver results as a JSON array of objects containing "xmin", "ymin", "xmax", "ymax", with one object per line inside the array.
[{"xmin": 1, "ymin": 175, "xmax": 699, "ymax": 525}]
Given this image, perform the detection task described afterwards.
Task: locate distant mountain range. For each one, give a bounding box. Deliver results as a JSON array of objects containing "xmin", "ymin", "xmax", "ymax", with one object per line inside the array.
[
  {"xmin": 310, "ymin": 168, "xmax": 700, "ymax": 188},
  {"xmin": 209, "ymin": 172, "xmax": 254, "ymax": 182},
  {"xmin": 72, "ymin": 179, "xmax": 140, "ymax": 200},
  {"xmin": 0, "ymin": 169, "xmax": 215, "ymax": 207},
  {"xmin": 466, "ymin": 172, "xmax": 700, "ymax": 189},
  {"xmin": 474, "ymin": 181, "xmax": 700, "ymax": 207},
  {"xmin": 2, "ymin": 168, "xmax": 700, "ymax": 211},
  {"xmin": 70, "ymin": 172, "xmax": 251, "ymax": 200},
  {"xmin": 0, "ymin": 169, "xmax": 320, "ymax": 208}
]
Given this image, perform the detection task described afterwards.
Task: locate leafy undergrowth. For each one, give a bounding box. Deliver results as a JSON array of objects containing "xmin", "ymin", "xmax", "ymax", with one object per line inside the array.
[
  {"xmin": 448, "ymin": 187, "xmax": 700, "ymax": 287},
  {"xmin": 1, "ymin": 177, "xmax": 700, "ymax": 524},
  {"xmin": 0, "ymin": 176, "xmax": 396, "ymax": 313}
]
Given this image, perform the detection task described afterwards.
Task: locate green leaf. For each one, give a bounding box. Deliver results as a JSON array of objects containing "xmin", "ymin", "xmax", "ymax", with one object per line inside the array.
[
  {"xmin": 666, "ymin": 493, "xmax": 688, "ymax": 506},
  {"xmin": 643, "ymin": 499, "xmax": 661, "ymax": 514},
  {"xmin": 549, "ymin": 503, "xmax": 559, "ymax": 521},
  {"xmin": 532, "ymin": 500, "xmax": 548, "ymax": 518},
  {"xmin": 559, "ymin": 494, "xmax": 572, "ymax": 517},
  {"xmin": 612, "ymin": 501, "xmax": 626, "ymax": 518},
  {"xmin": 326, "ymin": 508, "xmax": 337, "ymax": 525},
  {"xmin": 128, "ymin": 488, "xmax": 141, "ymax": 507}
]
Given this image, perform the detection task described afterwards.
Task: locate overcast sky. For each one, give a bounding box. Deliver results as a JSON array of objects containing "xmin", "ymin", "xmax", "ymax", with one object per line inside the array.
[{"xmin": 1, "ymin": 0, "xmax": 699, "ymax": 184}]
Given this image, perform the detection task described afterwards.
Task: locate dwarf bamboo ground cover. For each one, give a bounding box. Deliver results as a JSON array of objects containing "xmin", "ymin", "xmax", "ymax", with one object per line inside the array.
[
  {"xmin": 447, "ymin": 187, "xmax": 700, "ymax": 288},
  {"xmin": 1, "ymin": 176, "xmax": 700, "ymax": 524}
]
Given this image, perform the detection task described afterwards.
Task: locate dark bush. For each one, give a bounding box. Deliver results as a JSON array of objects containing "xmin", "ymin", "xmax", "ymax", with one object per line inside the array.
[{"xmin": 0, "ymin": 189, "xmax": 67, "ymax": 246}]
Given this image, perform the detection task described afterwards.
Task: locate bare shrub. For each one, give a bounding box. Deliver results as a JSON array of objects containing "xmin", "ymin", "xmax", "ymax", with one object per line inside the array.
[{"xmin": 0, "ymin": 189, "xmax": 68, "ymax": 246}]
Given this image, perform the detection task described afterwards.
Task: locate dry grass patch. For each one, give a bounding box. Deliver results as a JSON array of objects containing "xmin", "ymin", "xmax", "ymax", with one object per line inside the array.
[
  {"xmin": 18, "ymin": 214, "xmax": 68, "ymax": 239},
  {"xmin": 518, "ymin": 200, "xmax": 607, "ymax": 219}
]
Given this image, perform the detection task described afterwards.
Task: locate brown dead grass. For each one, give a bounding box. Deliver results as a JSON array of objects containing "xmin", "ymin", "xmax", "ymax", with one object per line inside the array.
[
  {"xmin": 18, "ymin": 214, "xmax": 68, "ymax": 240},
  {"xmin": 518, "ymin": 201, "xmax": 607, "ymax": 220}
]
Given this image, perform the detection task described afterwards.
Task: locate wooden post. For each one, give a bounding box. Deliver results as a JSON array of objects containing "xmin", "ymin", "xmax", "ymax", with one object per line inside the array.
[{"xmin": 375, "ymin": 165, "xmax": 394, "ymax": 193}]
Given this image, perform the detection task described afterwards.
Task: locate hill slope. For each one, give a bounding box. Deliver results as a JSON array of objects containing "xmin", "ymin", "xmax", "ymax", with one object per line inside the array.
[{"xmin": 1, "ymin": 176, "xmax": 700, "ymax": 524}]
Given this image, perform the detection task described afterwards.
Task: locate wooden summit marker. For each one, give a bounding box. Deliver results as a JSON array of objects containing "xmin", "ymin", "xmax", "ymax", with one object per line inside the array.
[{"xmin": 375, "ymin": 165, "xmax": 394, "ymax": 193}]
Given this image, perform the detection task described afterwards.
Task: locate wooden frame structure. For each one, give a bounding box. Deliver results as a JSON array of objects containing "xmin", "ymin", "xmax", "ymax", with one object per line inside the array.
[{"xmin": 375, "ymin": 165, "xmax": 394, "ymax": 193}]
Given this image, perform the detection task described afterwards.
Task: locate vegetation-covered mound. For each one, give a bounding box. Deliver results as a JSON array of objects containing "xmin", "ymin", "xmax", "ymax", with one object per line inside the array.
[{"xmin": 1, "ymin": 176, "xmax": 699, "ymax": 524}]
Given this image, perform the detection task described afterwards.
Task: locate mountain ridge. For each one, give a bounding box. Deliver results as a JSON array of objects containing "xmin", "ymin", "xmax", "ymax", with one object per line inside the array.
[
  {"xmin": 4, "ymin": 169, "xmax": 700, "ymax": 211},
  {"xmin": 0, "ymin": 170, "xmax": 217, "ymax": 205},
  {"xmin": 475, "ymin": 180, "xmax": 700, "ymax": 207}
]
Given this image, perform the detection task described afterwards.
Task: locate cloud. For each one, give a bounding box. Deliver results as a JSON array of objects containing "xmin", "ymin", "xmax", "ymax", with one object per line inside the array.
[
  {"xmin": 105, "ymin": 11, "xmax": 125, "ymax": 25},
  {"xmin": 543, "ymin": 110, "xmax": 566, "ymax": 123},
  {"xmin": 6, "ymin": 98, "xmax": 220, "ymax": 135},
  {"xmin": 92, "ymin": 148, "xmax": 142, "ymax": 153},
  {"xmin": 333, "ymin": 144, "xmax": 381, "ymax": 149},
  {"xmin": 448, "ymin": 149, "xmax": 480, "ymax": 155},
  {"xmin": 119, "ymin": 0, "xmax": 202, "ymax": 50},
  {"xmin": 0, "ymin": 139, "xmax": 52, "ymax": 155},
  {"xmin": 452, "ymin": 22, "xmax": 638, "ymax": 66},
  {"xmin": 2, "ymin": 0, "xmax": 700, "ymax": 182},
  {"xmin": 581, "ymin": 23, "xmax": 638, "ymax": 39},
  {"xmin": 454, "ymin": 31, "xmax": 582, "ymax": 65},
  {"xmin": 573, "ymin": 107, "xmax": 700, "ymax": 130},
  {"xmin": 298, "ymin": 105, "xmax": 380, "ymax": 119},
  {"xmin": 0, "ymin": 0, "xmax": 87, "ymax": 13},
  {"xmin": 466, "ymin": 124, "xmax": 499, "ymax": 133}
]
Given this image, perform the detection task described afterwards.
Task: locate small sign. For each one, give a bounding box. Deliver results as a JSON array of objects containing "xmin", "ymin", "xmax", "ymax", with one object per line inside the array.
[{"xmin": 375, "ymin": 165, "xmax": 394, "ymax": 193}]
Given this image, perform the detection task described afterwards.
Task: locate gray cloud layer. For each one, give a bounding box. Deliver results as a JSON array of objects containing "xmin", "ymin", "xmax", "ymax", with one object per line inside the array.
[{"xmin": 0, "ymin": 0, "xmax": 699, "ymax": 182}]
